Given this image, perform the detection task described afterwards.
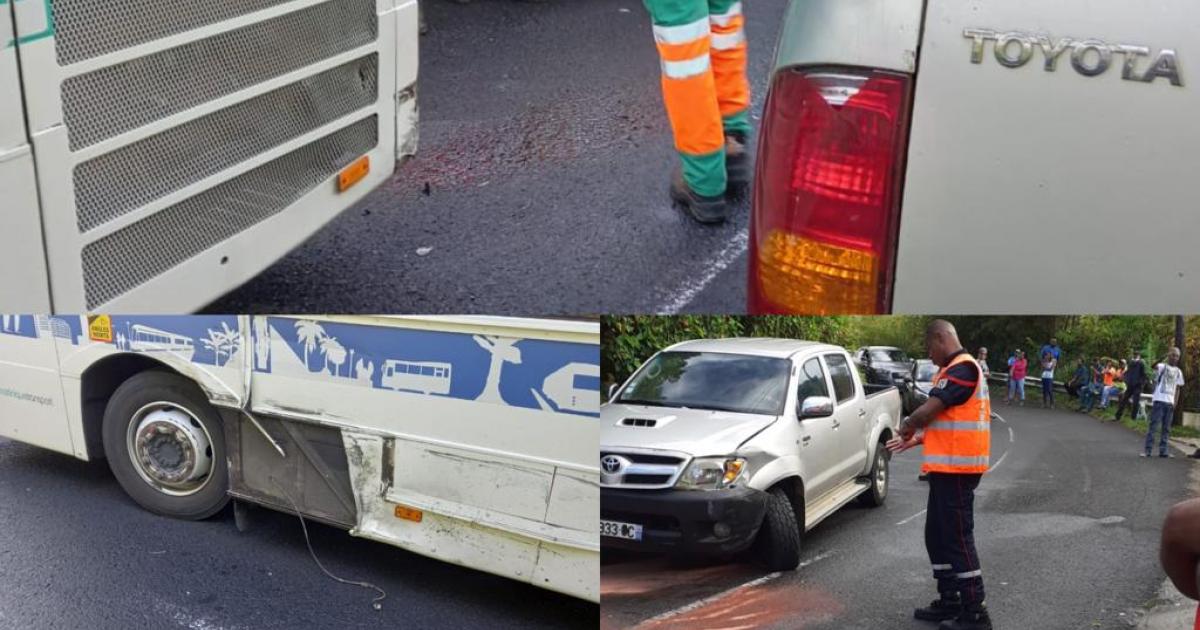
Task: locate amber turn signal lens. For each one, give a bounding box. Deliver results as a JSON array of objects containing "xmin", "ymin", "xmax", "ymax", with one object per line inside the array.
[
  {"xmin": 393, "ymin": 504, "xmax": 423, "ymax": 523},
  {"xmin": 756, "ymin": 230, "xmax": 879, "ymax": 314},
  {"xmin": 337, "ymin": 155, "xmax": 371, "ymax": 192}
]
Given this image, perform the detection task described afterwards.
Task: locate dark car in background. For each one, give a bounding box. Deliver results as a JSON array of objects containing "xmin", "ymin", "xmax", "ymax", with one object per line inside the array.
[
  {"xmin": 901, "ymin": 359, "xmax": 938, "ymax": 415},
  {"xmin": 854, "ymin": 346, "xmax": 914, "ymax": 387}
]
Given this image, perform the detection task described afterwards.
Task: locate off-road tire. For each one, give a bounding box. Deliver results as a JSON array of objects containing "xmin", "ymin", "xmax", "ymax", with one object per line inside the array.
[{"xmin": 751, "ymin": 487, "xmax": 802, "ymax": 571}]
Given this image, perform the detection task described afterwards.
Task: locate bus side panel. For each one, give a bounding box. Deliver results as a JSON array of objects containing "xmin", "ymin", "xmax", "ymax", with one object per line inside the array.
[
  {"xmin": 248, "ymin": 316, "xmax": 600, "ymax": 600},
  {"xmin": 1, "ymin": 5, "xmax": 52, "ymax": 312},
  {"xmin": 0, "ymin": 316, "xmax": 74, "ymax": 455}
]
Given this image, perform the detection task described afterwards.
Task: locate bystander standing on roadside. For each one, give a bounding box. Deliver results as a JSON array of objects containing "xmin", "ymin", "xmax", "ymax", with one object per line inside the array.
[
  {"xmin": 1007, "ymin": 350, "xmax": 1027, "ymax": 405},
  {"xmin": 1040, "ymin": 352, "xmax": 1057, "ymax": 408},
  {"xmin": 1143, "ymin": 347, "xmax": 1185, "ymax": 458},
  {"xmin": 977, "ymin": 348, "xmax": 990, "ymax": 379},
  {"xmin": 1040, "ymin": 338, "xmax": 1062, "ymax": 366},
  {"xmin": 1116, "ymin": 351, "xmax": 1147, "ymax": 421}
]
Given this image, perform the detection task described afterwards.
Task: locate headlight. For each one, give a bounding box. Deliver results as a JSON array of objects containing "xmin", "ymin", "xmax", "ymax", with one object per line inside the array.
[{"xmin": 675, "ymin": 457, "xmax": 747, "ymax": 490}]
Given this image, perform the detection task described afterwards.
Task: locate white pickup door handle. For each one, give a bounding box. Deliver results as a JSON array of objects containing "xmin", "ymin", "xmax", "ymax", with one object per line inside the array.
[
  {"xmin": 832, "ymin": 420, "xmax": 841, "ymax": 429},
  {"xmin": 858, "ymin": 409, "xmax": 867, "ymax": 418}
]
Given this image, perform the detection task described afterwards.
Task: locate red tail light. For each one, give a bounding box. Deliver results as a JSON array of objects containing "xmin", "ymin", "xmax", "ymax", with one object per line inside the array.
[{"xmin": 748, "ymin": 67, "xmax": 913, "ymax": 314}]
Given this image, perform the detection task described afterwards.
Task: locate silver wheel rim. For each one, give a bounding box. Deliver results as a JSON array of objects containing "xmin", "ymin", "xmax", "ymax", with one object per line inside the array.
[
  {"xmin": 126, "ymin": 402, "xmax": 215, "ymax": 497},
  {"xmin": 876, "ymin": 451, "xmax": 888, "ymax": 497}
]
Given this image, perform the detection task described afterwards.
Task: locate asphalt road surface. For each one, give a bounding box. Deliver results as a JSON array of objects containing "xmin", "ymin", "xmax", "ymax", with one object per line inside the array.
[
  {"xmin": 600, "ymin": 401, "xmax": 1200, "ymax": 630},
  {"xmin": 0, "ymin": 438, "xmax": 596, "ymax": 630},
  {"xmin": 207, "ymin": 0, "xmax": 775, "ymax": 314}
]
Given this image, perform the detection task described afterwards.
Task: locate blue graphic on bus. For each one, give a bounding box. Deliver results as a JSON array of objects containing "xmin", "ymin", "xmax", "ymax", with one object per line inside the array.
[
  {"xmin": 256, "ymin": 317, "xmax": 599, "ymax": 417},
  {"xmin": 108, "ymin": 316, "xmax": 242, "ymax": 367}
]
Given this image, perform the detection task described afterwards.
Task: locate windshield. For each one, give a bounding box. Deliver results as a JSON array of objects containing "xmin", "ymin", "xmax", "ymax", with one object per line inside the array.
[
  {"xmin": 870, "ymin": 349, "xmax": 909, "ymax": 363},
  {"xmin": 914, "ymin": 362, "xmax": 938, "ymax": 381},
  {"xmin": 617, "ymin": 351, "xmax": 791, "ymax": 415}
]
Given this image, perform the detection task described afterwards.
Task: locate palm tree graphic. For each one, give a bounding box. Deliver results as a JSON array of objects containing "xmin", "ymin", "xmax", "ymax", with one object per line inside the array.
[
  {"xmin": 474, "ymin": 335, "xmax": 522, "ymax": 403},
  {"xmin": 294, "ymin": 320, "xmax": 326, "ymax": 371},
  {"xmin": 321, "ymin": 335, "xmax": 347, "ymax": 376}
]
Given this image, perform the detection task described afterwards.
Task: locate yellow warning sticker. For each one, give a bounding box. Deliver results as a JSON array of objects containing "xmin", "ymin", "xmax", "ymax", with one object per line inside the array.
[{"xmin": 87, "ymin": 315, "xmax": 113, "ymax": 343}]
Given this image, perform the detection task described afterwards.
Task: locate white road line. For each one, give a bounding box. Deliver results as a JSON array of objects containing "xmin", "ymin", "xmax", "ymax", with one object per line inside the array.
[
  {"xmin": 1008, "ymin": 426, "xmax": 1014, "ymax": 443},
  {"xmin": 896, "ymin": 509, "xmax": 927, "ymax": 526},
  {"xmin": 993, "ymin": 413, "xmax": 1007, "ymax": 424},
  {"xmin": 989, "ymin": 449, "xmax": 1009, "ymax": 473},
  {"xmin": 656, "ymin": 230, "xmax": 749, "ymax": 314},
  {"xmin": 637, "ymin": 550, "xmax": 834, "ymax": 626}
]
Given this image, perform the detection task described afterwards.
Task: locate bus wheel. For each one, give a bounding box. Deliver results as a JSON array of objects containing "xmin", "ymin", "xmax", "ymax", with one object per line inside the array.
[{"xmin": 102, "ymin": 371, "xmax": 229, "ymax": 520}]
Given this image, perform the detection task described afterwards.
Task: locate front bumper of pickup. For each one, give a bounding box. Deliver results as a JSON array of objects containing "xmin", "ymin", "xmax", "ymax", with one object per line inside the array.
[{"xmin": 600, "ymin": 485, "xmax": 768, "ymax": 554}]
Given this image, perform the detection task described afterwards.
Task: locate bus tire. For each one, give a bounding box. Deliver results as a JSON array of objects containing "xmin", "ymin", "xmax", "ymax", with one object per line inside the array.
[{"xmin": 102, "ymin": 370, "xmax": 229, "ymax": 520}]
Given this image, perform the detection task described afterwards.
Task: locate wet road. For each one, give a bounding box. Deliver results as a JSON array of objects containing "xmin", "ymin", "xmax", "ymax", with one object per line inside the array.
[
  {"xmin": 207, "ymin": 0, "xmax": 775, "ymax": 314},
  {"xmin": 0, "ymin": 438, "xmax": 595, "ymax": 630},
  {"xmin": 600, "ymin": 401, "xmax": 1199, "ymax": 630}
]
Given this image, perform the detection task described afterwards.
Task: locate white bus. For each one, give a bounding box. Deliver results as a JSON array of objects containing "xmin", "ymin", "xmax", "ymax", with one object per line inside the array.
[
  {"xmin": 0, "ymin": 315, "xmax": 599, "ymax": 602},
  {"xmin": 127, "ymin": 324, "xmax": 196, "ymax": 361},
  {"xmin": 1, "ymin": 0, "xmax": 419, "ymax": 312},
  {"xmin": 380, "ymin": 359, "xmax": 453, "ymax": 395}
]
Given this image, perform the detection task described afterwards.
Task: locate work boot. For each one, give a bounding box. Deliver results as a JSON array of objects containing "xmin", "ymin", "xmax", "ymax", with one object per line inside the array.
[
  {"xmin": 938, "ymin": 604, "xmax": 992, "ymax": 630},
  {"xmin": 918, "ymin": 473, "xmax": 929, "ymax": 481},
  {"xmin": 670, "ymin": 168, "xmax": 727, "ymax": 224},
  {"xmin": 914, "ymin": 595, "xmax": 962, "ymax": 622},
  {"xmin": 725, "ymin": 132, "xmax": 751, "ymax": 191}
]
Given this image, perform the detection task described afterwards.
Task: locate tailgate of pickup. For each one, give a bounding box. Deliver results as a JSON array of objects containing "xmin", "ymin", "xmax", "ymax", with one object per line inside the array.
[{"xmin": 893, "ymin": 0, "xmax": 1199, "ymax": 313}]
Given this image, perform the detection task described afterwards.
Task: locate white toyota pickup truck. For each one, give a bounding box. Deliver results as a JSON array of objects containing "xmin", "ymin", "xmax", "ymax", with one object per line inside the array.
[
  {"xmin": 748, "ymin": 0, "xmax": 1198, "ymax": 314},
  {"xmin": 600, "ymin": 338, "xmax": 902, "ymax": 570}
]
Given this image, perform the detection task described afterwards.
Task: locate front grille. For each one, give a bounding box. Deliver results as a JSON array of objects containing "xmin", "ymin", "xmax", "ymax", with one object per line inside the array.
[
  {"xmin": 80, "ymin": 115, "xmax": 378, "ymax": 308},
  {"xmin": 601, "ymin": 452, "xmax": 683, "ymax": 466},
  {"xmin": 73, "ymin": 55, "xmax": 379, "ymax": 231},
  {"xmin": 52, "ymin": 0, "xmax": 298, "ymax": 65},
  {"xmin": 601, "ymin": 451, "xmax": 687, "ymax": 489},
  {"xmin": 60, "ymin": 0, "xmax": 378, "ymax": 150}
]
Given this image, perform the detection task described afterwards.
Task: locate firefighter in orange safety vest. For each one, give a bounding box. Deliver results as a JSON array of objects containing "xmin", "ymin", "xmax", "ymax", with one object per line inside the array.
[
  {"xmin": 887, "ymin": 319, "xmax": 993, "ymax": 630},
  {"xmin": 643, "ymin": 0, "xmax": 752, "ymax": 224}
]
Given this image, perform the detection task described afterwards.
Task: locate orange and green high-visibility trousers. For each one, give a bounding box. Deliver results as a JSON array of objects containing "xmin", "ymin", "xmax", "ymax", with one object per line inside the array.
[{"xmin": 645, "ymin": 0, "xmax": 751, "ymax": 198}]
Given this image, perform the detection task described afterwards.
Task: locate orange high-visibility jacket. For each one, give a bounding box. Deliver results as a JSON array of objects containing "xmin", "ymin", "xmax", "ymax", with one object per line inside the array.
[{"xmin": 922, "ymin": 352, "xmax": 991, "ymax": 474}]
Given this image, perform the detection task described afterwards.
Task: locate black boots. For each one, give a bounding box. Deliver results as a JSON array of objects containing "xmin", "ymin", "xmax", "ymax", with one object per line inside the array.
[
  {"xmin": 670, "ymin": 168, "xmax": 727, "ymax": 224},
  {"xmin": 938, "ymin": 604, "xmax": 992, "ymax": 630},
  {"xmin": 914, "ymin": 595, "xmax": 962, "ymax": 621},
  {"xmin": 725, "ymin": 133, "xmax": 750, "ymax": 190}
]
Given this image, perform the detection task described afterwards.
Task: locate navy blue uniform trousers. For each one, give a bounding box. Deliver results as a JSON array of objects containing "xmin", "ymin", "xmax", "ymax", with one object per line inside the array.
[{"xmin": 926, "ymin": 472, "xmax": 986, "ymax": 604}]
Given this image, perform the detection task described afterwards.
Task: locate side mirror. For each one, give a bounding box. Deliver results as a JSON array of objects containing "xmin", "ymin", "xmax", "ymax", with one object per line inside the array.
[
  {"xmin": 607, "ymin": 383, "xmax": 620, "ymax": 400},
  {"xmin": 798, "ymin": 396, "xmax": 835, "ymax": 419}
]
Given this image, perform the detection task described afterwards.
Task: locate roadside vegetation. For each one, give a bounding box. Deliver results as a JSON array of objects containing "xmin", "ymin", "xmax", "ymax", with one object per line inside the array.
[{"xmin": 602, "ymin": 316, "xmax": 1200, "ymax": 417}]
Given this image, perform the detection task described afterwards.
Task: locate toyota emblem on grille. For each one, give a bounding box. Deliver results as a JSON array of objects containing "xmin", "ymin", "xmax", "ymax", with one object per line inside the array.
[{"xmin": 601, "ymin": 455, "xmax": 625, "ymax": 474}]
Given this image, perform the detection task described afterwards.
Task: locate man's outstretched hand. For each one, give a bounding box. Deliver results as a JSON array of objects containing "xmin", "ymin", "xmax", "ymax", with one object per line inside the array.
[{"xmin": 886, "ymin": 434, "xmax": 921, "ymax": 454}]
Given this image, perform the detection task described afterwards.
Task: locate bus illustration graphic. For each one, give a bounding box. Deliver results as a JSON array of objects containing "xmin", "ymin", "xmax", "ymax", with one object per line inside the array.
[
  {"xmin": 379, "ymin": 360, "xmax": 453, "ymax": 395},
  {"xmin": 126, "ymin": 324, "xmax": 196, "ymax": 362}
]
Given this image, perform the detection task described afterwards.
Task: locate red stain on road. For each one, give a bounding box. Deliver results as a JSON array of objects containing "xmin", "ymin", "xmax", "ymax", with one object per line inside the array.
[
  {"xmin": 602, "ymin": 558, "xmax": 759, "ymax": 598},
  {"xmin": 637, "ymin": 581, "xmax": 842, "ymax": 630},
  {"xmin": 602, "ymin": 557, "xmax": 843, "ymax": 630}
]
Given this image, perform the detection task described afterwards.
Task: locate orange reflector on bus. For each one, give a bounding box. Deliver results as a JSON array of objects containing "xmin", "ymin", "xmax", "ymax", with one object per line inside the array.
[
  {"xmin": 394, "ymin": 504, "xmax": 423, "ymax": 523},
  {"xmin": 337, "ymin": 156, "xmax": 370, "ymax": 192}
]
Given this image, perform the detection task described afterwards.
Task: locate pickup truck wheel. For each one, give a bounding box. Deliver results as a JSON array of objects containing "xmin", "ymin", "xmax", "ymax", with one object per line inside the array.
[
  {"xmin": 101, "ymin": 371, "xmax": 229, "ymax": 520},
  {"xmin": 859, "ymin": 446, "xmax": 889, "ymax": 507},
  {"xmin": 751, "ymin": 488, "xmax": 801, "ymax": 571}
]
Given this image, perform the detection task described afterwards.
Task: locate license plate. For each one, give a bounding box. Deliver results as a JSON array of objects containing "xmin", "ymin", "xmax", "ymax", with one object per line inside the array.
[{"xmin": 601, "ymin": 519, "xmax": 643, "ymax": 541}]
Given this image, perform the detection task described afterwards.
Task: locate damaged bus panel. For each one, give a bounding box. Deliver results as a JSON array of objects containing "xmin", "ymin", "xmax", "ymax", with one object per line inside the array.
[{"xmin": 0, "ymin": 315, "xmax": 599, "ymax": 601}]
